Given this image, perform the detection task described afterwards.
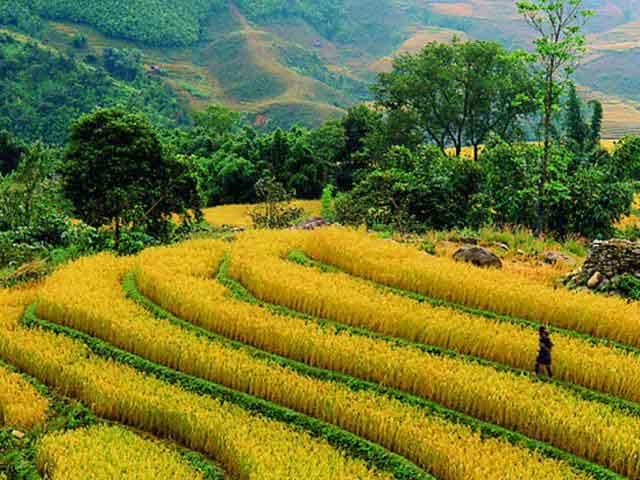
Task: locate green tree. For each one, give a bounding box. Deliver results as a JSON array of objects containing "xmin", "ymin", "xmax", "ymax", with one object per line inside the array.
[
  {"xmin": 0, "ymin": 142, "xmax": 68, "ymax": 243},
  {"xmin": 63, "ymin": 108, "xmax": 200, "ymax": 250},
  {"xmin": 103, "ymin": 48, "xmax": 143, "ymax": 81},
  {"xmin": 195, "ymin": 151, "xmax": 257, "ymax": 205},
  {"xmin": 564, "ymin": 83, "xmax": 589, "ymax": 152},
  {"xmin": 335, "ymin": 105, "xmax": 382, "ymax": 190},
  {"xmin": 373, "ymin": 39, "xmax": 536, "ymax": 158},
  {"xmin": 589, "ymin": 99, "xmax": 603, "ymax": 146},
  {"xmin": 517, "ymin": 0, "xmax": 593, "ymax": 233}
]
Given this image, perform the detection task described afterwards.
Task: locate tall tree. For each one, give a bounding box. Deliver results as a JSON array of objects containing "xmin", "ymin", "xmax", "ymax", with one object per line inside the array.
[
  {"xmin": 373, "ymin": 39, "xmax": 536, "ymax": 159},
  {"xmin": 589, "ymin": 99, "xmax": 603, "ymax": 146},
  {"xmin": 63, "ymin": 108, "xmax": 200, "ymax": 250},
  {"xmin": 335, "ymin": 105, "xmax": 382, "ymax": 190},
  {"xmin": 517, "ymin": 0, "xmax": 593, "ymax": 233},
  {"xmin": 564, "ymin": 83, "xmax": 588, "ymax": 151}
]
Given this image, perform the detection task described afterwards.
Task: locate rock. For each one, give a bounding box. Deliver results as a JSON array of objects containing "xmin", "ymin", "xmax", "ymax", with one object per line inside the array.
[
  {"xmin": 587, "ymin": 271, "xmax": 604, "ymax": 289},
  {"xmin": 11, "ymin": 430, "xmax": 25, "ymax": 439},
  {"xmin": 453, "ymin": 246, "xmax": 502, "ymax": 269},
  {"xmin": 493, "ymin": 242, "xmax": 510, "ymax": 251},
  {"xmin": 544, "ymin": 251, "xmax": 571, "ymax": 265},
  {"xmin": 295, "ymin": 217, "xmax": 327, "ymax": 230}
]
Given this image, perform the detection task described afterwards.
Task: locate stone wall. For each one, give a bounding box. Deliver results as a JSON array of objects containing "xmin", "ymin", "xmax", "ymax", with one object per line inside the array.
[{"xmin": 567, "ymin": 239, "xmax": 640, "ymax": 290}]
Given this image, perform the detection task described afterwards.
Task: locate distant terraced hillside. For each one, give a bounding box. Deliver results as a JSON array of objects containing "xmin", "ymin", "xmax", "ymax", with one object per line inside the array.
[
  {"xmin": 3, "ymin": 0, "xmax": 640, "ymax": 137},
  {"xmin": 367, "ymin": 0, "xmax": 640, "ymax": 138}
]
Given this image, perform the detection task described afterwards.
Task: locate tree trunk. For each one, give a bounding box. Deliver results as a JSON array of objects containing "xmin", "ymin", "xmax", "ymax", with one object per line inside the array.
[{"xmin": 536, "ymin": 70, "xmax": 554, "ymax": 236}]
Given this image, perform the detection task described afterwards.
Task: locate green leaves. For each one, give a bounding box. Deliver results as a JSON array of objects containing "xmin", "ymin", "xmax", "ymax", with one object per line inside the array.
[
  {"xmin": 374, "ymin": 39, "xmax": 537, "ymax": 158},
  {"xmin": 29, "ymin": 0, "xmax": 223, "ymax": 46}
]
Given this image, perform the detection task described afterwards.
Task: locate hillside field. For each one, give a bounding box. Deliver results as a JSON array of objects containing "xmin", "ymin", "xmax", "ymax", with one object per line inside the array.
[
  {"xmin": 6, "ymin": 0, "xmax": 640, "ymax": 137},
  {"xmin": 2, "ymin": 212, "xmax": 640, "ymax": 478}
]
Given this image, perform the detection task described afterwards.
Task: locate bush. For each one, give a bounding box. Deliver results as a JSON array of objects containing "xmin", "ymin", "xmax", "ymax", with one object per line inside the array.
[
  {"xmin": 250, "ymin": 177, "xmax": 304, "ymax": 229},
  {"xmin": 320, "ymin": 185, "xmax": 336, "ymax": 222},
  {"xmin": 616, "ymin": 275, "xmax": 640, "ymax": 301},
  {"xmin": 335, "ymin": 145, "xmax": 483, "ymax": 232},
  {"xmin": 478, "ymin": 140, "xmax": 635, "ymax": 238},
  {"xmin": 609, "ymin": 136, "xmax": 640, "ymax": 181},
  {"xmin": 103, "ymin": 48, "xmax": 143, "ymax": 81}
]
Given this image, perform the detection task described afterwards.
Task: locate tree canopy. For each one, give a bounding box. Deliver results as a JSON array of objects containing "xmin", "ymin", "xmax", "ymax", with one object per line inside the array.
[
  {"xmin": 63, "ymin": 108, "xmax": 200, "ymax": 248},
  {"xmin": 373, "ymin": 39, "xmax": 537, "ymax": 158}
]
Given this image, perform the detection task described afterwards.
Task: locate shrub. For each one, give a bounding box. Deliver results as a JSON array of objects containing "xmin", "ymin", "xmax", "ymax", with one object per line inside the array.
[
  {"xmin": 320, "ymin": 185, "xmax": 336, "ymax": 223},
  {"xmin": 250, "ymin": 177, "xmax": 304, "ymax": 229}
]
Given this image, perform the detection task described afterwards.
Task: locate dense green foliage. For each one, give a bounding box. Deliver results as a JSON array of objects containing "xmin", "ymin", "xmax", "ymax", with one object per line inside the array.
[
  {"xmin": 27, "ymin": 0, "xmax": 222, "ymax": 46},
  {"xmin": 479, "ymin": 139, "xmax": 634, "ymax": 238},
  {"xmin": 0, "ymin": 32, "xmax": 187, "ymax": 144},
  {"xmin": 171, "ymin": 106, "xmax": 345, "ymax": 205},
  {"xmin": 334, "ymin": 145, "xmax": 482, "ymax": 232},
  {"xmin": 564, "ymin": 83, "xmax": 603, "ymax": 157},
  {"xmin": 333, "ymin": 106, "xmax": 636, "ymax": 237},
  {"xmin": 63, "ymin": 108, "xmax": 201, "ymax": 248},
  {"xmin": 374, "ymin": 40, "xmax": 537, "ymax": 158},
  {"xmin": 0, "ymin": 0, "xmax": 43, "ymax": 36},
  {"xmin": 0, "ymin": 130, "xmax": 27, "ymax": 175}
]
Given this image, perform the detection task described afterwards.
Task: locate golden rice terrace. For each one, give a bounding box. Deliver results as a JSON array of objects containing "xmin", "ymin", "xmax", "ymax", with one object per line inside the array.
[{"xmin": 2, "ymin": 223, "xmax": 640, "ymax": 479}]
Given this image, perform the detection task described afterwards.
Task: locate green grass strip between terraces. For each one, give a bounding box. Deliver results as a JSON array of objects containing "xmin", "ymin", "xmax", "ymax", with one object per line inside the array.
[
  {"xmin": 125, "ymin": 264, "xmax": 619, "ymax": 480},
  {"xmin": 22, "ymin": 304, "xmax": 432, "ymax": 480},
  {"xmin": 289, "ymin": 251, "xmax": 640, "ymax": 357},
  {"xmin": 224, "ymin": 252, "xmax": 640, "ymax": 421},
  {"xmin": 0, "ymin": 350, "xmax": 225, "ymax": 480}
]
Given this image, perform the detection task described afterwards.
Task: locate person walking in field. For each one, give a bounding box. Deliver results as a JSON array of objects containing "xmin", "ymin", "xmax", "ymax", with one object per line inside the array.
[{"xmin": 535, "ymin": 326, "xmax": 553, "ymax": 377}]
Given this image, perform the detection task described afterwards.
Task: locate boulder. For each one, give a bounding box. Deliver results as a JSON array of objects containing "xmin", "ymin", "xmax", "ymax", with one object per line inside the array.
[
  {"xmin": 295, "ymin": 217, "xmax": 328, "ymax": 230},
  {"xmin": 587, "ymin": 271, "xmax": 604, "ymax": 289},
  {"xmin": 453, "ymin": 246, "xmax": 502, "ymax": 269}
]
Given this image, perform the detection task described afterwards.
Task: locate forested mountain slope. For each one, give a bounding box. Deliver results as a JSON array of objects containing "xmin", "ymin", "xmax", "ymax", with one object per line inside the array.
[{"xmin": 2, "ymin": 0, "xmax": 640, "ymax": 142}]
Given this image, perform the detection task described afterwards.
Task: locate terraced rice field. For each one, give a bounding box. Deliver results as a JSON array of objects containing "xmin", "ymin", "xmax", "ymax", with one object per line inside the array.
[{"xmin": 2, "ymin": 226, "xmax": 640, "ymax": 478}]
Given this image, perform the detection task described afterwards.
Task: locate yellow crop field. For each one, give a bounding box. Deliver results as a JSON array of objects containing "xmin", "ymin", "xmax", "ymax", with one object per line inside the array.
[
  {"xmin": 134, "ymin": 240, "xmax": 639, "ymax": 477},
  {"xmin": 0, "ymin": 286, "xmax": 391, "ymax": 480},
  {"xmin": 304, "ymin": 227, "xmax": 640, "ymax": 348},
  {"xmin": 227, "ymin": 230, "xmax": 640, "ymax": 405},
  {"xmin": 0, "ymin": 364, "xmax": 48, "ymax": 430},
  {"xmin": 31, "ymin": 247, "xmax": 589, "ymax": 480},
  {"xmin": 202, "ymin": 199, "xmax": 321, "ymax": 227},
  {"xmin": 36, "ymin": 426, "xmax": 203, "ymax": 480},
  {"xmin": 2, "ymin": 224, "xmax": 640, "ymax": 478}
]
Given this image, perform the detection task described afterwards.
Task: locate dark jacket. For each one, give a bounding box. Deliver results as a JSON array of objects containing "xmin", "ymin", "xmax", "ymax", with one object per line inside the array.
[{"xmin": 537, "ymin": 334, "xmax": 553, "ymax": 365}]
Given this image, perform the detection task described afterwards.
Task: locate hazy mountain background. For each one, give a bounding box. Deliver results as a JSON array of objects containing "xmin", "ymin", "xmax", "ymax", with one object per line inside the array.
[{"xmin": 3, "ymin": 0, "xmax": 640, "ymax": 142}]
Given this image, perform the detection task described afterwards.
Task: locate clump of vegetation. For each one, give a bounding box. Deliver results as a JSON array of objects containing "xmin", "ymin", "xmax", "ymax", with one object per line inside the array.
[
  {"xmin": 63, "ymin": 107, "xmax": 201, "ymax": 251},
  {"xmin": 0, "ymin": 32, "xmax": 188, "ymax": 144},
  {"xmin": 250, "ymin": 176, "xmax": 304, "ymax": 229},
  {"xmin": 616, "ymin": 275, "xmax": 640, "ymax": 301},
  {"xmin": 320, "ymin": 185, "xmax": 336, "ymax": 223},
  {"xmin": 29, "ymin": 0, "xmax": 223, "ymax": 46}
]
